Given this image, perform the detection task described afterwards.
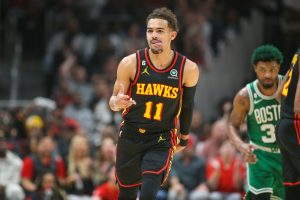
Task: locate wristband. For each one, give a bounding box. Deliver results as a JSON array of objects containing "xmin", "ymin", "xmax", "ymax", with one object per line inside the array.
[{"xmin": 179, "ymin": 138, "xmax": 188, "ymax": 146}]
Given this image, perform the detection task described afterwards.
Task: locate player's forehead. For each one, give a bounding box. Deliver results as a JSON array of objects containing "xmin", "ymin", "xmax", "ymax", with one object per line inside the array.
[
  {"xmin": 147, "ymin": 18, "xmax": 169, "ymax": 30},
  {"xmin": 255, "ymin": 60, "xmax": 280, "ymax": 69}
]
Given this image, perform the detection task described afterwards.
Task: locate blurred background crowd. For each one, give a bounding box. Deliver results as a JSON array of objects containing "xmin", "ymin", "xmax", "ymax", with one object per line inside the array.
[{"xmin": 0, "ymin": 0, "xmax": 300, "ymax": 199}]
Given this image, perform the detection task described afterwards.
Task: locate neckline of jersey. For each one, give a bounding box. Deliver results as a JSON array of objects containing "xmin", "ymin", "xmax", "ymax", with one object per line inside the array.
[
  {"xmin": 253, "ymin": 77, "xmax": 281, "ymax": 100},
  {"xmin": 144, "ymin": 48, "xmax": 178, "ymax": 73}
]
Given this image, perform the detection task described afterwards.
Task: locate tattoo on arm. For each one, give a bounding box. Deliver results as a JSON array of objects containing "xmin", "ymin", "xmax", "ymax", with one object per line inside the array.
[{"xmin": 230, "ymin": 89, "xmax": 249, "ymax": 127}]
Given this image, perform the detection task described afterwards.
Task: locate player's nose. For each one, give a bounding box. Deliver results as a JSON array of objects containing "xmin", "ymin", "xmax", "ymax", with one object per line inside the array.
[{"xmin": 264, "ymin": 71, "xmax": 271, "ymax": 78}]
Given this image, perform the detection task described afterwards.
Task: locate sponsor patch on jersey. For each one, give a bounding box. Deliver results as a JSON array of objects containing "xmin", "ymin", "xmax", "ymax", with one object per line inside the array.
[{"xmin": 168, "ymin": 69, "xmax": 178, "ymax": 79}]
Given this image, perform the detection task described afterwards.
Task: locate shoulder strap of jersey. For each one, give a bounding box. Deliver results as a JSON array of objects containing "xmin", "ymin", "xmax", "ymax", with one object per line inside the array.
[
  {"xmin": 179, "ymin": 54, "xmax": 187, "ymax": 90},
  {"xmin": 246, "ymin": 82, "xmax": 255, "ymax": 115},
  {"xmin": 132, "ymin": 49, "xmax": 143, "ymax": 85}
]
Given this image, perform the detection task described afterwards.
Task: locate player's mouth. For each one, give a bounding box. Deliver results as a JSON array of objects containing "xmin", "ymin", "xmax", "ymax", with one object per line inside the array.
[
  {"xmin": 263, "ymin": 79, "xmax": 273, "ymax": 84},
  {"xmin": 151, "ymin": 39, "xmax": 162, "ymax": 45}
]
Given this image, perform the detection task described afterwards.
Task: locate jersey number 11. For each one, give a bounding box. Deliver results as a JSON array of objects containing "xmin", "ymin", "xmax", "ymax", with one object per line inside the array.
[{"xmin": 144, "ymin": 101, "xmax": 164, "ymax": 121}]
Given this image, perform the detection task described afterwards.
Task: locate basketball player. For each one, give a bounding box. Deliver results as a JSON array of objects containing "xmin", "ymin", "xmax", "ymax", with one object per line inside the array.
[
  {"xmin": 109, "ymin": 7, "xmax": 199, "ymax": 200},
  {"xmin": 228, "ymin": 45, "xmax": 284, "ymax": 199},
  {"xmin": 276, "ymin": 48, "xmax": 300, "ymax": 199}
]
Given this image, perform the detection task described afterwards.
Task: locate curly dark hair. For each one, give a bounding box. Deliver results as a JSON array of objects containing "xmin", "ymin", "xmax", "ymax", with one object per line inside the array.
[
  {"xmin": 251, "ymin": 44, "xmax": 283, "ymax": 65},
  {"xmin": 146, "ymin": 7, "xmax": 179, "ymax": 32}
]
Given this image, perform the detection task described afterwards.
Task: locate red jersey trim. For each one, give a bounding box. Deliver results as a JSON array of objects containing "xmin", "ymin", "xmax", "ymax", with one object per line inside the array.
[
  {"xmin": 132, "ymin": 50, "xmax": 141, "ymax": 85},
  {"xmin": 179, "ymin": 56, "xmax": 186, "ymax": 92},
  {"xmin": 294, "ymin": 113, "xmax": 300, "ymax": 145},
  {"xmin": 122, "ymin": 50, "xmax": 141, "ymax": 118},
  {"xmin": 161, "ymin": 134, "xmax": 175, "ymax": 186},
  {"xmin": 173, "ymin": 56, "xmax": 186, "ymax": 128},
  {"xmin": 283, "ymin": 181, "xmax": 300, "ymax": 186},
  {"xmin": 170, "ymin": 129, "xmax": 178, "ymax": 147},
  {"xmin": 144, "ymin": 48, "xmax": 178, "ymax": 73},
  {"xmin": 142, "ymin": 148, "xmax": 172, "ymax": 175}
]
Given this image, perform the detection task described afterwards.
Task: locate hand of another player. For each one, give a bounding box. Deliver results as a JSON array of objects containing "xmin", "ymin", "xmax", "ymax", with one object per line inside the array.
[
  {"xmin": 237, "ymin": 143, "xmax": 257, "ymax": 164},
  {"xmin": 115, "ymin": 84, "xmax": 136, "ymax": 109}
]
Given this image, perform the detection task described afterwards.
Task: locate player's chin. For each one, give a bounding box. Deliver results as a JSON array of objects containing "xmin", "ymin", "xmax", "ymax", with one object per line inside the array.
[
  {"xmin": 262, "ymin": 82, "xmax": 274, "ymax": 89},
  {"xmin": 150, "ymin": 47, "xmax": 163, "ymax": 54}
]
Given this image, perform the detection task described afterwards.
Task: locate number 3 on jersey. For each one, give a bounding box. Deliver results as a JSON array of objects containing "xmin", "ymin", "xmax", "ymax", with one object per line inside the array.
[
  {"xmin": 261, "ymin": 124, "xmax": 276, "ymax": 143},
  {"xmin": 144, "ymin": 101, "xmax": 163, "ymax": 121}
]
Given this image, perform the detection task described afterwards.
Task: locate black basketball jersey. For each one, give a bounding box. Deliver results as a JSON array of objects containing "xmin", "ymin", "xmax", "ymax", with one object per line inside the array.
[
  {"xmin": 281, "ymin": 48, "xmax": 300, "ymax": 119},
  {"xmin": 122, "ymin": 48, "xmax": 186, "ymax": 134}
]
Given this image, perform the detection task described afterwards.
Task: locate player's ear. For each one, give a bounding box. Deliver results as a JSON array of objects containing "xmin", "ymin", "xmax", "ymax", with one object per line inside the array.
[
  {"xmin": 170, "ymin": 31, "xmax": 177, "ymax": 41},
  {"xmin": 253, "ymin": 64, "xmax": 258, "ymax": 72}
]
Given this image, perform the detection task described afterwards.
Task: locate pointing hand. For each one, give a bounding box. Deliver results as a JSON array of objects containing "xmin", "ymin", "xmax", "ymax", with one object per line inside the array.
[{"xmin": 115, "ymin": 83, "xmax": 136, "ymax": 109}]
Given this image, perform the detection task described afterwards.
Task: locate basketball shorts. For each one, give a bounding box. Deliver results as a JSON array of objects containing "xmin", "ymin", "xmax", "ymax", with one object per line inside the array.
[
  {"xmin": 245, "ymin": 148, "xmax": 284, "ymax": 200},
  {"xmin": 115, "ymin": 125, "xmax": 177, "ymax": 188},
  {"xmin": 276, "ymin": 118, "xmax": 300, "ymax": 186}
]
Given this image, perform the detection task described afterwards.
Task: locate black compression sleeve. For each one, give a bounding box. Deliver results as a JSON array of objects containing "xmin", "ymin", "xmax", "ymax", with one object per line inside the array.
[{"xmin": 180, "ymin": 85, "xmax": 196, "ymax": 135}]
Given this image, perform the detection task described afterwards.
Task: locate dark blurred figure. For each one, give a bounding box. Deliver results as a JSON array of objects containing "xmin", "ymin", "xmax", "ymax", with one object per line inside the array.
[
  {"xmin": 168, "ymin": 136, "xmax": 209, "ymax": 200},
  {"xmin": 35, "ymin": 171, "xmax": 67, "ymax": 200},
  {"xmin": 92, "ymin": 165, "xmax": 119, "ymax": 200}
]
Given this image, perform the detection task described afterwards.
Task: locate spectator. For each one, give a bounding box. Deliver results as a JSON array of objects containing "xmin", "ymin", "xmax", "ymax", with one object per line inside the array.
[
  {"xmin": 0, "ymin": 130, "xmax": 25, "ymax": 200},
  {"xmin": 35, "ymin": 171, "xmax": 67, "ymax": 200},
  {"xmin": 66, "ymin": 134, "xmax": 93, "ymax": 199},
  {"xmin": 100, "ymin": 56, "xmax": 119, "ymax": 84},
  {"xmin": 21, "ymin": 136, "xmax": 66, "ymax": 200},
  {"xmin": 92, "ymin": 165, "xmax": 118, "ymax": 200},
  {"xmin": 25, "ymin": 115, "xmax": 44, "ymax": 153},
  {"xmin": 92, "ymin": 78, "xmax": 121, "ymax": 137},
  {"xmin": 14, "ymin": 114, "xmax": 45, "ymax": 159},
  {"xmin": 87, "ymin": 34, "xmax": 115, "ymax": 76},
  {"xmin": 64, "ymin": 92, "xmax": 94, "ymax": 137},
  {"xmin": 43, "ymin": 15, "xmax": 85, "ymax": 96},
  {"xmin": 197, "ymin": 118, "xmax": 228, "ymax": 161},
  {"xmin": 168, "ymin": 136, "xmax": 209, "ymax": 200},
  {"xmin": 197, "ymin": 99, "xmax": 232, "ymax": 161},
  {"xmin": 67, "ymin": 65, "xmax": 94, "ymax": 105},
  {"xmin": 206, "ymin": 140, "xmax": 246, "ymax": 200},
  {"xmin": 52, "ymin": 78, "xmax": 74, "ymax": 108},
  {"xmin": 190, "ymin": 109, "xmax": 204, "ymax": 139},
  {"xmin": 93, "ymin": 133, "xmax": 116, "ymax": 186},
  {"xmin": 49, "ymin": 106, "xmax": 80, "ymax": 161}
]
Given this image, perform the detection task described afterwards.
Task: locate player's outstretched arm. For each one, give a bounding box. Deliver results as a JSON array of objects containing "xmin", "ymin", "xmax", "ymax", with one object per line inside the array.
[
  {"xmin": 228, "ymin": 87, "xmax": 257, "ymax": 164},
  {"xmin": 109, "ymin": 54, "xmax": 136, "ymax": 112}
]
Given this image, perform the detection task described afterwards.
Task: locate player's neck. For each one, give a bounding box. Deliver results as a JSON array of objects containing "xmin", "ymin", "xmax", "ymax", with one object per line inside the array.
[
  {"xmin": 257, "ymin": 81, "xmax": 278, "ymax": 96},
  {"xmin": 148, "ymin": 48, "xmax": 174, "ymax": 70}
]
